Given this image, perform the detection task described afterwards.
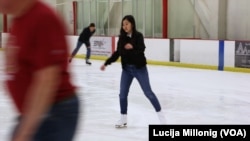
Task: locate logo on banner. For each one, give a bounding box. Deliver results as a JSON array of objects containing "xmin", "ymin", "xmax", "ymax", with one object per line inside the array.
[
  {"xmin": 235, "ymin": 41, "xmax": 250, "ymax": 68},
  {"xmin": 91, "ymin": 37, "xmax": 112, "ymax": 56},
  {"xmin": 236, "ymin": 42, "xmax": 250, "ymax": 55},
  {"xmin": 93, "ymin": 40, "xmax": 105, "ymax": 49}
]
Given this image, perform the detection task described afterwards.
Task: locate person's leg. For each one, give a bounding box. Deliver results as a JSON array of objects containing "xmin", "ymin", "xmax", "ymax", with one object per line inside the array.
[
  {"xmin": 134, "ymin": 66, "xmax": 166, "ymax": 124},
  {"xmin": 119, "ymin": 67, "xmax": 134, "ymax": 115},
  {"xmin": 84, "ymin": 41, "xmax": 91, "ymax": 64},
  {"xmin": 32, "ymin": 95, "xmax": 80, "ymax": 141},
  {"xmin": 116, "ymin": 66, "xmax": 134, "ymax": 127},
  {"xmin": 69, "ymin": 41, "xmax": 83, "ymax": 62},
  {"xmin": 134, "ymin": 66, "xmax": 161, "ymax": 112}
]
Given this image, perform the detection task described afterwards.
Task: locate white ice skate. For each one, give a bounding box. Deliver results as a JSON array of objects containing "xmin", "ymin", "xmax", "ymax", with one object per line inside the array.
[
  {"xmin": 157, "ymin": 111, "xmax": 167, "ymax": 124},
  {"xmin": 115, "ymin": 114, "xmax": 127, "ymax": 128},
  {"xmin": 86, "ymin": 59, "xmax": 92, "ymax": 65}
]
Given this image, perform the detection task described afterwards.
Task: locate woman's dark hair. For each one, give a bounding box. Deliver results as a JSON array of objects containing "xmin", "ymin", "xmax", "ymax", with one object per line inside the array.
[{"xmin": 120, "ymin": 15, "xmax": 137, "ymax": 37}]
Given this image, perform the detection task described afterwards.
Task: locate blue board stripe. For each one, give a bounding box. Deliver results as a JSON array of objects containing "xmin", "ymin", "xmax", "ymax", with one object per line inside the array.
[{"xmin": 218, "ymin": 40, "xmax": 224, "ymax": 71}]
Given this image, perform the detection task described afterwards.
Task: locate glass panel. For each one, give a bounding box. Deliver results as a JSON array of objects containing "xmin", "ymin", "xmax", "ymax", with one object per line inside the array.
[
  {"xmin": 154, "ymin": 0, "xmax": 162, "ymax": 37},
  {"xmin": 168, "ymin": 0, "xmax": 195, "ymax": 38},
  {"xmin": 55, "ymin": 1, "xmax": 75, "ymax": 35},
  {"xmin": 76, "ymin": 1, "xmax": 83, "ymax": 34},
  {"xmin": 54, "ymin": 0, "xmax": 163, "ymax": 37},
  {"xmin": 227, "ymin": 0, "xmax": 250, "ymax": 40},
  {"xmin": 90, "ymin": 0, "xmax": 97, "ymax": 27},
  {"xmin": 123, "ymin": 0, "xmax": 133, "ymax": 16},
  {"xmin": 145, "ymin": 0, "xmax": 153, "ymax": 37},
  {"xmin": 135, "ymin": 0, "xmax": 145, "ymax": 35},
  {"xmin": 109, "ymin": 0, "xmax": 122, "ymax": 36},
  {"xmin": 78, "ymin": 0, "xmax": 91, "ymax": 34},
  {"xmin": 168, "ymin": 0, "xmax": 216, "ymax": 39},
  {"xmin": 97, "ymin": 0, "xmax": 109, "ymax": 35}
]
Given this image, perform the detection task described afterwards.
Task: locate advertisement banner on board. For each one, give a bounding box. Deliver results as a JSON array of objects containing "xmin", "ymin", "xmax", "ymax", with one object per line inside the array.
[
  {"xmin": 90, "ymin": 36, "xmax": 112, "ymax": 57},
  {"xmin": 235, "ymin": 41, "xmax": 250, "ymax": 68}
]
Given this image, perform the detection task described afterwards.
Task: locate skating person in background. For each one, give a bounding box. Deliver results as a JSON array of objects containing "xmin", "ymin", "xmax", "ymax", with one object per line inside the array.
[
  {"xmin": 0, "ymin": 0, "xmax": 79, "ymax": 141},
  {"xmin": 69, "ymin": 23, "xmax": 96, "ymax": 65},
  {"xmin": 100, "ymin": 15, "xmax": 166, "ymax": 128}
]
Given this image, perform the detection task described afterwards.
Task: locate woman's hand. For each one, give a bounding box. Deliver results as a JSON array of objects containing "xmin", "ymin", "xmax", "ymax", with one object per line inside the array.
[
  {"xmin": 124, "ymin": 43, "xmax": 133, "ymax": 50},
  {"xmin": 100, "ymin": 65, "xmax": 106, "ymax": 71}
]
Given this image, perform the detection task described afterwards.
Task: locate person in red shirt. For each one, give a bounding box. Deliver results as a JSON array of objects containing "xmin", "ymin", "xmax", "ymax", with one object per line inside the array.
[{"xmin": 0, "ymin": 0, "xmax": 79, "ymax": 141}]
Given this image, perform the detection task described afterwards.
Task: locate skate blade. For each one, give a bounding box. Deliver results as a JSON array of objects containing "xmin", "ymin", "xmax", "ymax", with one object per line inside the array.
[{"xmin": 115, "ymin": 123, "xmax": 127, "ymax": 128}]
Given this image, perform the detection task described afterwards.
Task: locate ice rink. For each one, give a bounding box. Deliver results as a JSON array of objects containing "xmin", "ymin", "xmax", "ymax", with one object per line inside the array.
[{"xmin": 1, "ymin": 54, "xmax": 250, "ymax": 141}]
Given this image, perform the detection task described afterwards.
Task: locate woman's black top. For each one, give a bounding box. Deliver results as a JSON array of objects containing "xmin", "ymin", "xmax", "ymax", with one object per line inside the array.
[{"xmin": 104, "ymin": 31, "xmax": 147, "ymax": 69}]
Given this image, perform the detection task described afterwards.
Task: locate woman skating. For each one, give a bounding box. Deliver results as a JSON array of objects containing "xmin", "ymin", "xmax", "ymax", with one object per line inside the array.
[{"xmin": 100, "ymin": 15, "xmax": 166, "ymax": 128}]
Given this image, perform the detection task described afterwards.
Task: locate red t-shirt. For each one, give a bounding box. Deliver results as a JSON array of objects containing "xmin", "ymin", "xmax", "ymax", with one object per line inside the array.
[{"xmin": 5, "ymin": 1, "xmax": 75, "ymax": 114}]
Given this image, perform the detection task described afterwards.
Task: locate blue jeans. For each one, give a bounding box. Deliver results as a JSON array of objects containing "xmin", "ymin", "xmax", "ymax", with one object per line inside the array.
[
  {"xmin": 119, "ymin": 65, "xmax": 161, "ymax": 114},
  {"xmin": 12, "ymin": 95, "xmax": 79, "ymax": 141},
  {"xmin": 71, "ymin": 41, "xmax": 91, "ymax": 60}
]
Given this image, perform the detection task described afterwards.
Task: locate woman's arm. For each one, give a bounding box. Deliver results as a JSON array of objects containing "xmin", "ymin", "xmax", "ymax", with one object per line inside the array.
[
  {"xmin": 129, "ymin": 33, "xmax": 146, "ymax": 54},
  {"xmin": 103, "ymin": 39, "xmax": 122, "ymax": 66}
]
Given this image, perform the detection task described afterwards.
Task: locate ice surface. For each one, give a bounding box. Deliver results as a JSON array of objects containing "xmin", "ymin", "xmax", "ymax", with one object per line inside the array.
[{"xmin": 0, "ymin": 53, "xmax": 250, "ymax": 141}]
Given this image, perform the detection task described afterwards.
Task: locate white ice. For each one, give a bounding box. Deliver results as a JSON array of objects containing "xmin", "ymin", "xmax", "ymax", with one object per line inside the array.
[{"xmin": 0, "ymin": 52, "xmax": 250, "ymax": 141}]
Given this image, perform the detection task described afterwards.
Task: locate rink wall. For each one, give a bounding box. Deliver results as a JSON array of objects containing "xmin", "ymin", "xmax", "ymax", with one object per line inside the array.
[
  {"xmin": 65, "ymin": 36, "xmax": 170, "ymax": 62},
  {"xmin": 1, "ymin": 33, "xmax": 250, "ymax": 73}
]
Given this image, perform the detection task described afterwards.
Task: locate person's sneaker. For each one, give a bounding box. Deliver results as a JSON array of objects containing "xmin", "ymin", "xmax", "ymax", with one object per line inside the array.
[{"xmin": 115, "ymin": 114, "xmax": 127, "ymax": 128}]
